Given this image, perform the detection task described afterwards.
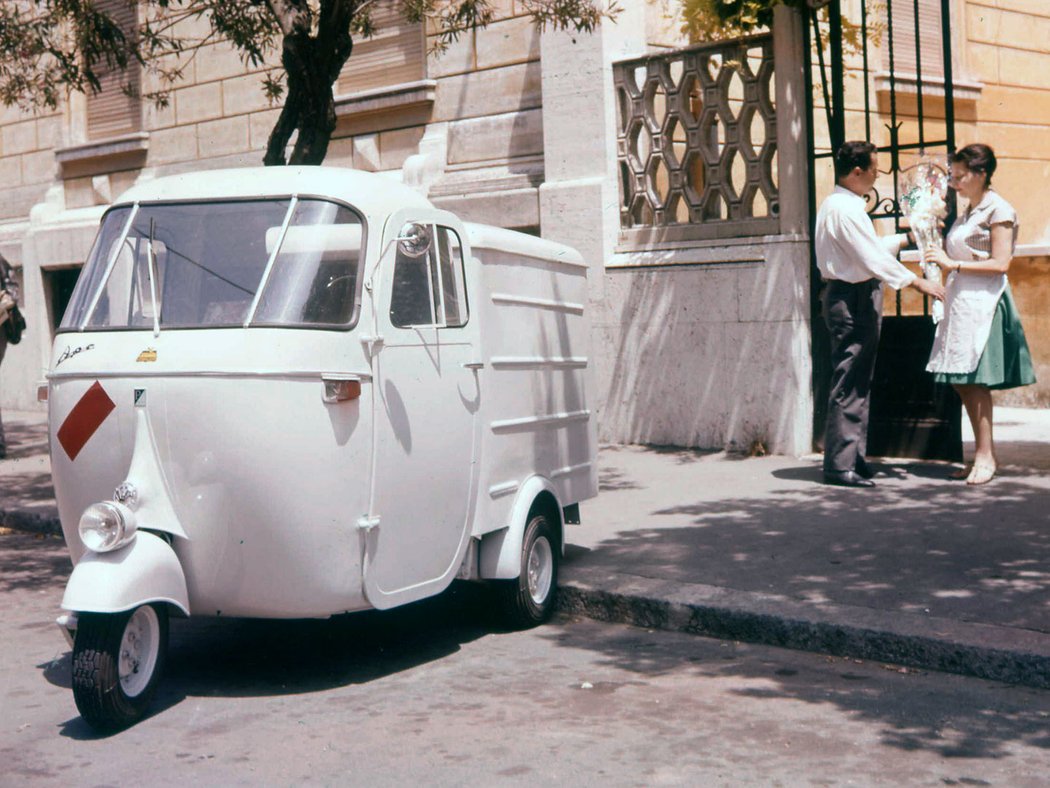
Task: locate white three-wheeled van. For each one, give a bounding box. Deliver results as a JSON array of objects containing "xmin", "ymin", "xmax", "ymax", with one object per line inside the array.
[{"xmin": 46, "ymin": 167, "xmax": 597, "ymax": 731}]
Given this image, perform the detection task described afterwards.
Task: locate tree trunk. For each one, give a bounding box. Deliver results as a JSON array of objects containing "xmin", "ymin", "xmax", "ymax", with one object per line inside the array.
[
  {"xmin": 262, "ymin": 0, "xmax": 354, "ymax": 167},
  {"xmin": 263, "ymin": 95, "xmax": 301, "ymax": 166},
  {"xmin": 288, "ymin": 81, "xmax": 336, "ymax": 165}
]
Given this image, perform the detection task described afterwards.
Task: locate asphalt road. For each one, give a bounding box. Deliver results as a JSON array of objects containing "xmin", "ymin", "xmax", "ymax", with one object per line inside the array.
[{"xmin": 1, "ymin": 531, "xmax": 1048, "ymax": 787}]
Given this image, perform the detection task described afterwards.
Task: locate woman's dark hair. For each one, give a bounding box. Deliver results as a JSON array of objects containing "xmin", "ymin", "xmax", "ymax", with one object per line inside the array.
[
  {"xmin": 834, "ymin": 140, "xmax": 877, "ymax": 180},
  {"xmin": 950, "ymin": 143, "xmax": 997, "ymax": 186}
]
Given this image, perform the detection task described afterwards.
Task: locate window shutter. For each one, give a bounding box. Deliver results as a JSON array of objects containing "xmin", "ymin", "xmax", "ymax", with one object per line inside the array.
[
  {"xmin": 87, "ymin": 1, "xmax": 141, "ymax": 140},
  {"xmin": 338, "ymin": 5, "xmax": 425, "ymax": 94},
  {"xmin": 883, "ymin": 0, "xmax": 945, "ymax": 79}
]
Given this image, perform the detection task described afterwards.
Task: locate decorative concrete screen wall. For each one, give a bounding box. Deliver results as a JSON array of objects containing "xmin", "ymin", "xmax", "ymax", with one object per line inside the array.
[
  {"xmin": 549, "ymin": 8, "xmax": 816, "ymax": 457},
  {"xmin": 613, "ymin": 36, "xmax": 779, "ymax": 245}
]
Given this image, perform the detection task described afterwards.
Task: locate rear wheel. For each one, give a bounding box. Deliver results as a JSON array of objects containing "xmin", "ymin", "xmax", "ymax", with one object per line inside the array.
[
  {"xmin": 72, "ymin": 604, "xmax": 168, "ymax": 732},
  {"xmin": 497, "ymin": 513, "xmax": 559, "ymax": 629}
]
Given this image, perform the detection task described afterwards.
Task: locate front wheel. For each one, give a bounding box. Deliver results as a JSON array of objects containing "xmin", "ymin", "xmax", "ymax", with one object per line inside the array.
[
  {"xmin": 72, "ymin": 604, "xmax": 168, "ymax": 732},
  {"xmin": 497, "ymin": 513, "xmax": 559, "ymax": 629}
]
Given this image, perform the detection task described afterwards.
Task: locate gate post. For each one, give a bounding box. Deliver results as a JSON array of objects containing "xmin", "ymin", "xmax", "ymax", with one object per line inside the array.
[
  {"xmin": 773, "ymin": 4, "xmax": 816, "ymax": 453},
  {"xmin": 774, "ymin": 5, "xmax": 811, "ymax": 239},
  {"xmin": 536, "ymin": 4, "xmax": 646, "ymax": 306}
]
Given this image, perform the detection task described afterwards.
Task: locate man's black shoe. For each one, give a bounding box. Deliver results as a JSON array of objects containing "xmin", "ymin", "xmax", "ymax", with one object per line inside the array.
[
  {"xmin": 854, "ymin": 458, "xmax": 876, "ymax": 479},
  {"xmin": 823, "ymin": 470, "xmax": 876, "ymax": 488}
]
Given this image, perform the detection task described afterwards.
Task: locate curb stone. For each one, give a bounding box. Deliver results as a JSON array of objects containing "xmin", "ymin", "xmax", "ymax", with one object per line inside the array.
[
  {"xmin": 3, "ymin": 511, "xmax": 1047, "ymax": 690},
  {"xmin": 557, "ymin": 570, "xmax": 1050, "ymax": 690},
  {"xmin": 0, "ymin": 510, "xmax": 62, "ymax": 538}
]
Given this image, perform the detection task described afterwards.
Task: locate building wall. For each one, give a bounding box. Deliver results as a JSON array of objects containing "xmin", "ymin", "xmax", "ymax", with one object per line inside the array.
[
  {"xmin": 3, "ymin": 4, "xmax": 1044, "ymax": 454},
  {"xmin": 595, "ymin": 248, "xmax": 813, "ymax": 453},
  {"xmin": 960, "ymin": 0, "xmax": 1050, "ymax": 242},
  {"xmin": 0, "ymin": 4, "xmax": 817, "ymax": 457},
  {"xmin": 0, "ymin": 1, "xmax": 549, "ymax": 415},
  {"xmin": 421, "ymin": 0, "xmax": 545, "ymax": 229},
  {"xmin": 0, "ymin": 102, "xmax": 61, "ymax": 253},
  {"xmin": 1005, "ymin": 253, "xmax": 1050, "ymax": 406}
]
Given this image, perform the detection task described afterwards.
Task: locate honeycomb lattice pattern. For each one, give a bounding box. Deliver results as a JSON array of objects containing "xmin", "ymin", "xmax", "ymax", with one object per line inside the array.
[{"xmin": 614, "ymin": 35, "xmax": 779, "ymax": 244}]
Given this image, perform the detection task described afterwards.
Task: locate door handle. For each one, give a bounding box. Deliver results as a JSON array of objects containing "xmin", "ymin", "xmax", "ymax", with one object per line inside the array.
[{"xmin": 463, "ymin": 362, "xmax": 484, "ymax": 370}]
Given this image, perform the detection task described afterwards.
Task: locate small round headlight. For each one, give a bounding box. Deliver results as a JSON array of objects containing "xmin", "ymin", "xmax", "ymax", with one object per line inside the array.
[{"xmin": 78, "ymin": 501, "xmax": 137, "ymax": 553}]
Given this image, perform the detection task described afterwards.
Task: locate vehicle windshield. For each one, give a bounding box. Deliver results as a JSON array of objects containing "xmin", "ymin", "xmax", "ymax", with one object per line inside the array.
[{"xmin": 60, "ymin": 198, "xmax": 365, "ymax": 331}]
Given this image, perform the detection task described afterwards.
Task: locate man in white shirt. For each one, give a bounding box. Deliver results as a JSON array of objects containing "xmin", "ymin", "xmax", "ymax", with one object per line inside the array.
[{"xmin": 815, "ymin": 141, "xmax": 944, "ymax": 488}]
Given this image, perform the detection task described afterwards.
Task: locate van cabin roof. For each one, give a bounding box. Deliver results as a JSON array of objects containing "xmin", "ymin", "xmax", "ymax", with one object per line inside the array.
[
  {"xmin": 113, "ymin": 166, "xmax": 434, "ymax": 217},
  {"xmin": 465, "ymin": 223, "xmax": 586, "ymax": 268}
]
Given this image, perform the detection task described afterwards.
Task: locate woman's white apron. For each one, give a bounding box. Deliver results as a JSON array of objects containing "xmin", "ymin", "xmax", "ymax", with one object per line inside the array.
[{"xmin": 926, "ymin": 193, "xmax": 1014, "ymax": 375}]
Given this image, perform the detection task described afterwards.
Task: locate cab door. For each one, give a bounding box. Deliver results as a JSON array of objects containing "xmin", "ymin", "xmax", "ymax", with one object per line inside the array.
[{"xmin": 362, "ymin": 209, "xmax": 481, "ymax": 608}]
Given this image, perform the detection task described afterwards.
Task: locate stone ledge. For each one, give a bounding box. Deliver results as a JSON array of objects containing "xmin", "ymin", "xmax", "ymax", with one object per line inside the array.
[
  {"xmin": 431, "ymin": 186, "xmax": 540, "ymax": 230},
  {"xmin": 55, "ymin": 132, "xmax": 150, "ymax": 180},
  {"xmin": 610, "ymin": 232, "xmax": 810, "ymax": 267},
  {"xmin": 55, "ymin": 132, "xmax": 150, "ymax": 166},
  {"xmin": 427, "ymin": 154, "xmax": 544, "ymax": 201},
  {"xmin": 334, "ymin": 79, "xmax": 437, "ymax": 118},
  {"xmin": 874, "ymin": 71, "xmax": 983, "ymax": 102}
]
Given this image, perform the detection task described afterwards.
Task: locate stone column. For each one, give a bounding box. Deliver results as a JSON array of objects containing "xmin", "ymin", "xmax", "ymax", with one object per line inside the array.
[
  {"xmin": 536, "ymin": 5, "xmax": 646, "ymax": 457},
  {"xmin": 774, "ymin": 4, "xmax": 810, "ymax": 238},
  {"xmin": 537, "ymin": 4, "xmax": 647, "ymax": 307},
  {"xmin": 772, "ymin": 4, "xmax": 815, "ymax": 454}
]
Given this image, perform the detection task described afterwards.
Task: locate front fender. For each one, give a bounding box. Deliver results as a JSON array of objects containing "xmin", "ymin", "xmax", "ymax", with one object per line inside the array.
[
  {"xmin": 479, "ymin": 475, "xmax": 563, "ymax": 580},
  {"xmin": 61, "ymin": 530, "xmax": 189, "ymax": 615}
]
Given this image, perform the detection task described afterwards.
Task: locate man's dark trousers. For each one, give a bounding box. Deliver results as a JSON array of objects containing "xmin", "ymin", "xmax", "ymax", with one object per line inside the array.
[
  {"xmin": 0, "ymin": 329, "xmax": 7, "ymax": 458},
  {"xmin": 822, "ymin": 278, "xmax": 883, "ymax": 475}
]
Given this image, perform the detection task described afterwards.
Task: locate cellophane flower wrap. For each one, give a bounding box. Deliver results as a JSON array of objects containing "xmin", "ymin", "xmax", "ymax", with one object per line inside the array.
[{"xmin": 900, "ymin": 158, "xmax": 949, "ymax": 322}]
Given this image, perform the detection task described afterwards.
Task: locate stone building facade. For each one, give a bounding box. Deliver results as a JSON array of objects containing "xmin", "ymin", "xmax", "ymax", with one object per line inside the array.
[{"xmin": 1, "ymin": 1, "xmax": 1048, "ymax": 454}]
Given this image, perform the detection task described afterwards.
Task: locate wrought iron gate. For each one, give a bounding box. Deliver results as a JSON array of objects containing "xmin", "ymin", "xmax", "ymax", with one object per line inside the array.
[{"xmin": 806, "ymin": 0, "xmax": 962, "ymax": 461}]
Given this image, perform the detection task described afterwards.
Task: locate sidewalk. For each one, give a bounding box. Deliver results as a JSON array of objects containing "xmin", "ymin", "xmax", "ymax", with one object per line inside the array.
[{"xmin": 2, "ymin": 407, "xmax": 1048, "ymax": 688}]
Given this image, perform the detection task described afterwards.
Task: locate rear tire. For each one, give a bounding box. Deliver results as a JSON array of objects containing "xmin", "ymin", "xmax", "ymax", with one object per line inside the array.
[
  {"xmin": 497, "ymin": 513, "xmax": 559, "ymax": 629},
  {"xmin": 72, "ymin": 604, "xmax": 168, "ymax": 732}
]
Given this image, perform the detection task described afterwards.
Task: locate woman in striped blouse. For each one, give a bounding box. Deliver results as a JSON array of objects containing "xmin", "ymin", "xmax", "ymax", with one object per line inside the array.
[{"xmin": 923, "ymin": 143, "xmax": 1036, "ymax": 485}]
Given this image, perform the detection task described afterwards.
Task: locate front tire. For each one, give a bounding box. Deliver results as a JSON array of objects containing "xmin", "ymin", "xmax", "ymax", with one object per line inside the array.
[
  {"xmin": 72, "ymin": 604, "xmax": 168, "ymax": 732},
  {"xmin": 497, "ymin": 513, "xmax": 559, "ymax": 629}
]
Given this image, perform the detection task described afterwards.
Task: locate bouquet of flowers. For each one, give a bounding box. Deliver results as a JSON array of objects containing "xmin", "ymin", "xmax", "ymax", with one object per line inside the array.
[{"xmin": 900, "ymin": 157, "xmax": 949, "ymax": 322}]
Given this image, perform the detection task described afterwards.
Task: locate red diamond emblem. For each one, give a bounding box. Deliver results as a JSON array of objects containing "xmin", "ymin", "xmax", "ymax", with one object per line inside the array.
[{"xmin": 57, "ymin": 381, "xmax": 116, "ymax": 461}]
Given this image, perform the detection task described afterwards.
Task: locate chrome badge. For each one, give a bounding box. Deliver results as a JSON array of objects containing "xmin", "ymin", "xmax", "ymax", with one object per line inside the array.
[{"xmin": 113, "ymin": 481, "xmax": 139, "ymax": 507}]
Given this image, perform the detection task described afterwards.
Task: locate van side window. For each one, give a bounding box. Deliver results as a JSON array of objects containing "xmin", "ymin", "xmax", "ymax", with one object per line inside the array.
[
  {"xmin": 390, "ymin": 225, "xmax": 468, "ymax": 329},
  {"xmin": 436, "ymin": 227, "xmax": 468, "ymax": 328}
]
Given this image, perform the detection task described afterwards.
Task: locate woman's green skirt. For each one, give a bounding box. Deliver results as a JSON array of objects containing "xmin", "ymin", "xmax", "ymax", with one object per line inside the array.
[{"xmin": 933, "ymin": 285, "xmax": 1037, "ymax": 390}]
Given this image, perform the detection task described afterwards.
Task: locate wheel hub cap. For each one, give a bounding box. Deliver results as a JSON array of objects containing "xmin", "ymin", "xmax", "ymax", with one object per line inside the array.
[
  {"xmin": 119, "ymin": 606, "xmax": 160, "ymax": 698},
  {"xmin": 526, "ymin": 536, "xmax": 553, "ymax": 605}
]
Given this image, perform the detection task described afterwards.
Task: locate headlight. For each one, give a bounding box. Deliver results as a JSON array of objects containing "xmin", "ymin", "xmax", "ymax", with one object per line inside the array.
[{"xmin": 78, "ymin": 501, "xmax": 137, "ymax": 553}]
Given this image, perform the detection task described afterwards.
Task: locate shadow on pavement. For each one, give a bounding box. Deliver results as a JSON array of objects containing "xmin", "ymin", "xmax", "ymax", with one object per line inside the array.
[
  {"xmin": 1, "ymin": 419, "xmax": 49, "ymax": 460},
  {"xmin": 0, "ymin": 533, "xmax": 69, "ymax": 593},
  {"xmin": 47, "ymin": 581, "xmax": 500, "ymax": 739},
  {"xmin": 541, "ymin": 622, "xmax": 1050, "ymax": 761},
  {"xmin": 566, "ymin": 476, "xmax": 1050, "ymax": 632},
  {"xmin": 1, "ymin": 470, "xmax": 57, "ymax": 506}
]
